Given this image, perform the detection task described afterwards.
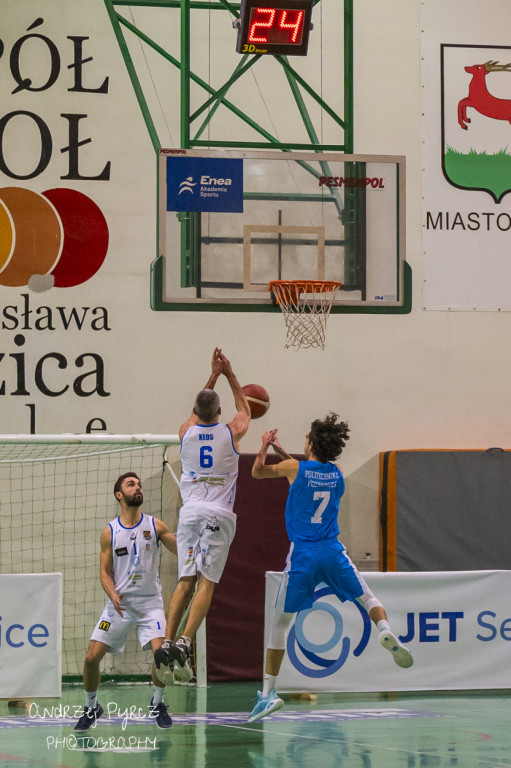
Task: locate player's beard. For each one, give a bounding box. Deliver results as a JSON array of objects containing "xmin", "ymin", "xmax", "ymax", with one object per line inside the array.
[{"xmin": 123, "ymin": 490, "xmax": 143, "ymax": 507}]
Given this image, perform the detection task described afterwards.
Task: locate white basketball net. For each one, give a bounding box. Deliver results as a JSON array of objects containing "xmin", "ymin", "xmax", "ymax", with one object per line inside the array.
[{"xmin": 270, "ymin": 280, "xmax": 341, "ymax": 350}]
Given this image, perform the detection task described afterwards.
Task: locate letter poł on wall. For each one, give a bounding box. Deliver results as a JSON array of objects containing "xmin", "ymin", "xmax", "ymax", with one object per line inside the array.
[
  {"xmin": 0, "ymin": 573, "xmax": 62, "ymax": 698},
  {"xmin": 0, "ymin": 2, "xmax": 145, "ymax": 433}
]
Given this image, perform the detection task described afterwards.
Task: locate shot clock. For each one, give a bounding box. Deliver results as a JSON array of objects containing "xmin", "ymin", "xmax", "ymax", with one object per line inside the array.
[{"xmin": 235, "ymin": 0, "xmax": 314, "ymax": 56}]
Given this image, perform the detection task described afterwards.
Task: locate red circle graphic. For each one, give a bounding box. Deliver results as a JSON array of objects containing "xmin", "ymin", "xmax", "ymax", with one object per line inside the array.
[{"xmin": 43, "ymin": 188, "xmax": 109, "ymax": 288}]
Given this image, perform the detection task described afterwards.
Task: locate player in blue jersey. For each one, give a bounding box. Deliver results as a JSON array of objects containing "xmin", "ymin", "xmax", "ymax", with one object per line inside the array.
[
  {"xmin": 247, "ymin": 413, "xmax": 413, "ymax": 723},
  {"xmin": 75, "ymin": 472, "xmax": 177, "ymax": 732},
  {"xmin": 154, "ymin": 348, "xmax": 251, "ymax": 685}
]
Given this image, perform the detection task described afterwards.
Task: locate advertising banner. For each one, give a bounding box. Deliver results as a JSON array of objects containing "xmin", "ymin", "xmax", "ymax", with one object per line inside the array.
[
  {"xmin": 421, "ymin": 0, "xmax": 511, "ymax": 310},
  {"xmin": 265, "ymin": 570, "xmax": 511, "ymax": 692},
  {"xmin": 165, "ymin": 156, "xmax": 244, "ymax": 213},
  {"xmin": 0, "ymin": 573, "xmax": 62, "ymax": 698}
]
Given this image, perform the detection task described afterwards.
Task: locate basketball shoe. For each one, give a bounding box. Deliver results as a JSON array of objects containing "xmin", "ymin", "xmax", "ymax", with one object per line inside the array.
[
  {"xmin": 248, "ymin": 689, "xmax": 284, "ymax": 723},
  {"xmin": 379, "ymin": 630, "xmax": 414, "ymax": 668},
  {"xmin": 74, "ymin": 702, "xmax": 104, "ymax": 731},
  {"xmin": 150, "ymin": 700, "xmax": 173, "ymax": 729},
  {"xmin": 154, "ymin": 642, "xmax": 175, "ymax": 686},
  {"xmin": 167, "ymin": 638, "xmax": 193, "ymax": 683}
]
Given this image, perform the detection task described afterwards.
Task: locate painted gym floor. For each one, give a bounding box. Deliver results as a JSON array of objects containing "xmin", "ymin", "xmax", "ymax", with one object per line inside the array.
[{"xmin": 1, "ymin": 683, "xmax": 510, "ymax": 768}]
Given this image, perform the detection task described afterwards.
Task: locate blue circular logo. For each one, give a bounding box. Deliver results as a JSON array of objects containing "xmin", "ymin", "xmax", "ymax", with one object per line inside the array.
[{"xmin": 287, "ymin": 586, "xmax": 372, "ymax": 677}]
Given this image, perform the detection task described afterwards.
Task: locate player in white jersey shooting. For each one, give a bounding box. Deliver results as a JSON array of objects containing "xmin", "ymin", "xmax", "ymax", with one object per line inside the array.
[
  {"xmin": 74, "ymin": 473, "xmax": 177, "ymax": 731},
  {"xmin": 154, "ymin": 348, "xmax": 251, "ymax": 684}
]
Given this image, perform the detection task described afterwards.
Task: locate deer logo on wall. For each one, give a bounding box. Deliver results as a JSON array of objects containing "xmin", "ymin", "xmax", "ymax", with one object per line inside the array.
[
  {"xmin": 441, "ymin": 45, "xmax": 511, "ymax": 203},
  {"xmin": 458, "ymin": 60, "xmax": 511, "ymax": 130}
]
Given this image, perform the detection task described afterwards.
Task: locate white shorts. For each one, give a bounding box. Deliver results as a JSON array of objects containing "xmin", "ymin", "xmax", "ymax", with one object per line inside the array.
[
  {"xmin": 177, "ymin": 504, "xmax": 236, "ymax": 584},
  {"xmin": 90, "ymin": 594, "xmax": 165, "ymax": 654}
]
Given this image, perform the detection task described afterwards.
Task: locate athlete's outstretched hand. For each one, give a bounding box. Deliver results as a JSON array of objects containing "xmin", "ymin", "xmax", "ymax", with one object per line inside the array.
[
  {"xmin": 270, "ymin": 433, "xmax": 283, "ymax": 449},
  {"xmin": 219, "ymin": 351, "xmax": 234, "ymax": 378},
  {"xmin": 268, "ymin": 431, "xmax": 293, "ymax": 461},
  {"xmin": 261, "ymin": 429, "xmax": 278, "ymax": 445},
  {"xmin": 211, "ymin": 347, "xmax": 223, "ymax": 377}
]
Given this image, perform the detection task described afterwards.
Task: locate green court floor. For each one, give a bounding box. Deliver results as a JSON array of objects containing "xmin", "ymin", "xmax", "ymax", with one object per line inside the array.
[{"xmin": 1, "ymin": 682, "xmax": 510, "ymax": 768}]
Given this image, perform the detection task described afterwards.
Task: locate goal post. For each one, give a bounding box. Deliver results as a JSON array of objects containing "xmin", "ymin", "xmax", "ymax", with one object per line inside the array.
[{"xmin": 0, "ymin": 434, "xmax": 207, "ymax": 683}]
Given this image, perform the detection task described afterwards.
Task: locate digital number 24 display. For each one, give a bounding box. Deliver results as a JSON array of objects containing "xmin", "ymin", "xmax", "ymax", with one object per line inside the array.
[{"xmin": 247, "ymin": 7, "xmax": 304, "ymax": 45}]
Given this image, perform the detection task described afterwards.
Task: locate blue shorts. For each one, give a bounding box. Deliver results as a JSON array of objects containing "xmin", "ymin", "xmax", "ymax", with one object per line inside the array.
[{"xmin": 283, "ymin": 538, "xmax": 366, "ymax": 613}]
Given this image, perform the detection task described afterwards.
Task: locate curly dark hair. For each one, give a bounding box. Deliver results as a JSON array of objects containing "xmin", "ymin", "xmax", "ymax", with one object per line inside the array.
[
  {"xmin": 194, "ymin": 388, "xmax": 221, "ymax": 423},
  {"xmin": 308, "ymin": 412, "xmax": 350, "ymax": 464},
  {"xmin": 113, "ymin": 472, "xmax": 140, "ymax": 498}
]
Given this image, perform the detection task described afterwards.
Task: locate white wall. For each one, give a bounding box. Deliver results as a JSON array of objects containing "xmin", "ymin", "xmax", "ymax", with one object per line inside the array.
[{"xmin": 2, "ymin": 0, "xmax": 510, "ymax": 563}]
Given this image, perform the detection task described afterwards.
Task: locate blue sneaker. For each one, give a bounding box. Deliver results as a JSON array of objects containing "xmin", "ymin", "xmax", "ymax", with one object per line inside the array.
[{"xmin": 248, "ymin": 689, "xmax": 284, "ymax": 723}]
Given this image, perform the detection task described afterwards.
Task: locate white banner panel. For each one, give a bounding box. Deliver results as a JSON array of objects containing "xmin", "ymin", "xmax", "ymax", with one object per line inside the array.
[
  {"xmin": 0, "ymin": 574, "xmax": 62, "ymax": 698},
  {"xmin": 421, "ymin": 0, "xmax": 511, "ymax": 310},
  {"xmin": 265, "ymin": 570, "xmax": 511, "ymax": 692}
]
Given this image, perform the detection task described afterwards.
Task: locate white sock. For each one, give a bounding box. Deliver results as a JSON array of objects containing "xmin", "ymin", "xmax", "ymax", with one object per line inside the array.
[
  {"xmin": 152, "ymin": 685, "xmax": 165, "ymax": 705},
  {"xmin": 262, "ymin": 674, "xmax": 277, "ymax": 698},
  {"xmin": 377, "ymin": 620, "xmax": 391, "ymax": 633},
  {"xmin": 85, "ymin": 691, "xmax": 97, "ymax": 708}
]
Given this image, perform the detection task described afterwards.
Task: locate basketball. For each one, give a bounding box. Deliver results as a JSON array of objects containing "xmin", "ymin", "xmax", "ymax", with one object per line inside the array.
[{"xmin": 242, "ymin": 384, "xmax": 270, "ymax": 419}]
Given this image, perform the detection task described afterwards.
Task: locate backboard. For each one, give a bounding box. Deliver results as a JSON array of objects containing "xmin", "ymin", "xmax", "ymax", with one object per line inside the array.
[{"xmin": 153, "ymin": 149, "xmax": 410, "ymax": 313}]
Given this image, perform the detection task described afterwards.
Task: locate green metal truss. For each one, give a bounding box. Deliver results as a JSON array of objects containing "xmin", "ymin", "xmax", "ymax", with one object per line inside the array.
[
  {"xmin": 102, "ymin": 0, "xmax": 352, "ymax": 153},
  {"xmin": 102, "ymin": 0, "xmax": 411, "ymax": 314}
]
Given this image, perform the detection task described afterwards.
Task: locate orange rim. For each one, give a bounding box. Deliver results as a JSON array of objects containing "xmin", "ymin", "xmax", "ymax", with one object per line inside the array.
[{"xmin": 269, "ymin": 280, "xmax": 341, "ymax": 304}]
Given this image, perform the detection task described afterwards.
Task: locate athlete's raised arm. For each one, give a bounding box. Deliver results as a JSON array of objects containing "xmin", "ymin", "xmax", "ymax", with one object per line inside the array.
[
  {"xmin": 252, "ymin": 429, "xmax": 299, "ymax": 483},
  {"xmin": 179, "ymin": 347, "xmax": 223, "ymax": 438},
  {"xmin": 220, "ymin": 351, "xmax": 251, "ymax": 450}
]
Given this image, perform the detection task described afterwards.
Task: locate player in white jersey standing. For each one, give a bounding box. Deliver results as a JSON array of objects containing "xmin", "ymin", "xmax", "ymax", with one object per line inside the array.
[
  {"xmin": 154, "ymin": 347, "xmax": 251, "ymax": 684},
  {"xmin": 74, "ymin": 473, "xmax": 177, "ymax": 731}
]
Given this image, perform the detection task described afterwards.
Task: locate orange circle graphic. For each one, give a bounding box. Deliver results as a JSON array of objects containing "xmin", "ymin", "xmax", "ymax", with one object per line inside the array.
[{"xmin": 0, "ymin": 187, "xmax": 63, "ymax": 287}]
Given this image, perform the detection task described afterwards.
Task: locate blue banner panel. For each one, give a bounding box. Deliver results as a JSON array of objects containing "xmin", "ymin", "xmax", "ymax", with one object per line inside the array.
[{"xmin": 166, "ymin": 157, "xmax": 244, "ymax": 213}]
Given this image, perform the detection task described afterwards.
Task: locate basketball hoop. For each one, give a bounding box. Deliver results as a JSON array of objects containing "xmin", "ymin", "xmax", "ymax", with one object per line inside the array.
[{"xmin": 269, "ymin": 280, "xmax": 341, "ymax": 350}]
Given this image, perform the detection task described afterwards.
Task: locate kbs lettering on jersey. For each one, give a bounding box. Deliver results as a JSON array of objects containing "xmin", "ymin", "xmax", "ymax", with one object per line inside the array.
[
  {"xmin": 99, "ymin": 621, "xmax": 111, "ymax": 631},
  {"xmin": 199, "ymin": 433, "xmax": 214, "ymax": 440},
  {"xmin": 115, "ymin": 547, "xmax": 128, "ymax": 556}
]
